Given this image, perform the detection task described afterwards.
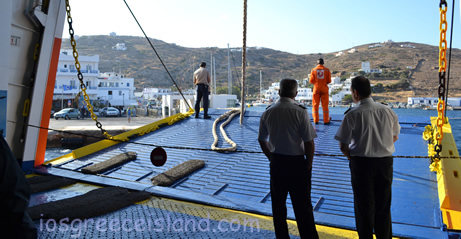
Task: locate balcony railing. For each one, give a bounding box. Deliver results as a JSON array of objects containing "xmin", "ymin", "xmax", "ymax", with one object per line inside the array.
[{"xmin": 57, "ymin": 69, "xmax": 99, "ymax": 74}]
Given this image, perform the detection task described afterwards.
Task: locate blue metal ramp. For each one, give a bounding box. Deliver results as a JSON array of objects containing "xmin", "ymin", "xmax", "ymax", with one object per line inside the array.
[{"xmin": 38, "ymin": 109, "xmax": 448, "ymax": 238}]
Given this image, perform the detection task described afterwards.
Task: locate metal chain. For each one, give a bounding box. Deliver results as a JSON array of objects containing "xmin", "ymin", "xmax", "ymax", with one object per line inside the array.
[
  {"xmin": 429, "ymin": 0, "xmax": 449, "ymax": 172},
  {"xmin": 65, "ymin": 0, "xmax": 115, "ymax": 140},
  {"xmin": 436, "ymin": 1, "xmax": 447, "ymax": 150}
]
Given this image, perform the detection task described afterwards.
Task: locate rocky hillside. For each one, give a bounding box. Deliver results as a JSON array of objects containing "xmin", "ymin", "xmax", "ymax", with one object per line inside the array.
[{"xmin": 61, "ymin": 35, "xmax": 461, "ymax": 101}]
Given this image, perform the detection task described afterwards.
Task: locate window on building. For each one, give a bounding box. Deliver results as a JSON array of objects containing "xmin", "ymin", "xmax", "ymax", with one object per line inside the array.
[
  {"xmin": 109, "ymin": 82, "xmax": 114, "ymax": 87},
  {"xmin": 70, "ymin": 80, "xmax": 76, "ymax": 88},
  {"xmin": 70, "ymin": 65, "xmax": 75, "ymax": 71},
  {"xmin": 87, "ymin": 65, "xmax": 92, "ymax": 72},
  {"xmin": 108, "ymin": 91, "xmax": 112, "ymax": 96},
  {"xmin": 227, "ymin": 99, "xmax": 236, "ymax": 108},
  {"xmin": 116, "ymin": 82, "xmax": 119, "ymax": 87},
  {"xmin": 127, "ymin": 83, "xmax": 130, "ymax": 87},
  {"xmin": 64, "ymin": 64, "xmax": 67, "ymax": 68},
  {"xmin": 119, "ymin": 91, "xmax": 122, "ymax": 96},
  {"xmin": 86, "ymin": 81, "xmax": 91, "ymax": 87}
]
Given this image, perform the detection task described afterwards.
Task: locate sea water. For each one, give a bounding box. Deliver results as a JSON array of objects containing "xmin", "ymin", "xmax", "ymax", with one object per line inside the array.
[
  {"xmin": 248, "ymin": 105, "xmax": 461, "ymax": 154},
  {"xmin": 44, "ymin": 107, "xmax": 461, "ymax": 160}
]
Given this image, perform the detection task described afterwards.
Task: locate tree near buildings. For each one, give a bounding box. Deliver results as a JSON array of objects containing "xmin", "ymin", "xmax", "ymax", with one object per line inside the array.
[{"xmin": 342, "ymin": 95, "xmax": 353, "ymax": 104}]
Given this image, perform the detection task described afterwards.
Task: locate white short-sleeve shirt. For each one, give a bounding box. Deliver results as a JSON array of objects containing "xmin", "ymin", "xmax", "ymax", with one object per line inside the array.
[
  {"xmin": 334, "ymin": 97, "xmax": 400, "ymax": 157},
  {"xmin": 258, "ymin": 97, "xmax": 317, "ymax": 156}
]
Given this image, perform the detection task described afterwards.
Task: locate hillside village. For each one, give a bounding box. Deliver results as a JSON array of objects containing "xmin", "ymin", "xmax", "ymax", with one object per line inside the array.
[{"xmin": 59, "ymin": 35, "xmax": 461, "ymax": 106}]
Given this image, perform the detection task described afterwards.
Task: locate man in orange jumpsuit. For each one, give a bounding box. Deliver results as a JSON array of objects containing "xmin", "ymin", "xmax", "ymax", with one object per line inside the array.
[{"xmin": 309, "ymin": 58, "xmax": 331, "ymax": 124}]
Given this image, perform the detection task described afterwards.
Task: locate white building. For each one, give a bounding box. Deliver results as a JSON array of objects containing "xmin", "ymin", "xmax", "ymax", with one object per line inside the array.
[
  {"xmin": 264, "ymin": 82, "xmax": 280, "ymax": 102},
  {"xmin": 369, "ymin": 43, "xmax": 383, "ymax": 48},
  {"xmin": 329, "ymin": 76, "xmax": 352, "ymax": 104},
  {"xmin": 336, "ymin": 51, "xmax": 344, "ymax": 57},
  {"xmin": 142, "ymin": 88, "xmax": 173, "ymax": 99},
  {"xmin": 296, "ymin": 88, "xmax": 313, "ymax": 102},
  {"xmin": 54, "ymin": 50, "xmax": 99, "ymax": 103},
  {"xmin": 361, "ymin": 62, "xmax": 382, "ymax": 74},
  {"xmin": 112, "ymin": 43, "xmax": 127, "ymax": 50},
  {"xmin": 97, "ymin": 72, "xmax": 136, "ymax": 106},
  {"xmin": 401, "ymin": 44, "xmax": 415, "ymax": 48},
  {"xmin": 262, "ymin": 76, "xmax": 355, "ymax": 105},
  {"xmin": 348, "ymin": 48, "xmax": 356, "ymax": 53},
  {"xmin": 263, "ymin": 81, "xmax": 312, "ymax": 102},
  {"xmin": 407, "ymin": 97, "xmax": 461, "ymax": 107},
  {"xmin": 54, "ymin": 50, "xmax": 136, "ymax": 107}
]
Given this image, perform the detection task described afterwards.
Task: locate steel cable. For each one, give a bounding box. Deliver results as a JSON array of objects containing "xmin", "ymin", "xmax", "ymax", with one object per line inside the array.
[
  {"xmin": 122, "ymin": 0, "xmax": 193, "ymax": 111},
  {"xmin": 13, "ymin": 121, "xmax": 460, "ymax": 160}
]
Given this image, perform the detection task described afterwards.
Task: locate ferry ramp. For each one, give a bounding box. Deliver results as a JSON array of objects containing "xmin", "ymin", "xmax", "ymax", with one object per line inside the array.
[{"xmin": 33, "ymin": 109, "xmax": 449, "ymax": 238}]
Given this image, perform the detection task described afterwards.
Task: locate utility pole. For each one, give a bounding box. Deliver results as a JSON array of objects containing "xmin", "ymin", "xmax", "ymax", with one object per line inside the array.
[
  {"xmin": 260, "ymin": 70, "xmax": 262, "ymax": 101},
  {"xmin": 210, "ymin": 51, "xmax": 213, "ymax": 104},
  {"xmin": 227, "ymin": 44, "xmax": 232, "ymax": 95},
  {"xmin": 213, "ymin": 57, "xmax": 216, "ymax": 95},
  {"xmin": 61, "ymin": 84, "xmax": 64, "ymax": 110}
]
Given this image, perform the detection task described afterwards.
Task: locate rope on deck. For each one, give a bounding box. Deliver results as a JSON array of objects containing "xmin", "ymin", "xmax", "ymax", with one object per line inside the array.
[{"xmin": 211, "ymin": 109, "xmax": 240, "ymax": 152}]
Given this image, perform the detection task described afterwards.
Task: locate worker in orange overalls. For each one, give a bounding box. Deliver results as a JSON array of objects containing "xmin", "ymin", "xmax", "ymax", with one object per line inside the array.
[{"xmin": 309, "ymin": 58, "xmax": 331, "ymax": 124}]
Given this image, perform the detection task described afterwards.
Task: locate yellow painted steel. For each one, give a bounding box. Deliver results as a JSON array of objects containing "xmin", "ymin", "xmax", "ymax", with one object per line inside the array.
[
  {"xmin": 139, "ymin": 197, "xmax": 398, "ymax": 238},
  {"xmin": 45, "ymin": 153, "xmax": 77, "ymax": 165},
  {"xmin": 430, "ymin": 117, "xmax": 461, "ymax": 230},
  {"xmin": 44, "ymin": 111, "xmax": 194, "ymax": 165},
  {"xmin": 34, "ymin": 179, "xmax": 401, "ymax": 238}
]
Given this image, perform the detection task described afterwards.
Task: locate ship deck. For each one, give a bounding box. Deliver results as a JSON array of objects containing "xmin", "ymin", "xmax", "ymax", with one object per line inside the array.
[{"xmin": 33, "ymin": 109, "xmax": 449, "ymax": 238}]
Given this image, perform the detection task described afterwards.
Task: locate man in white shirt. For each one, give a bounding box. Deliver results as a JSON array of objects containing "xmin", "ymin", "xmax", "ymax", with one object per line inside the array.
[
  {"xmin": 258, "ymin": 78, "xmax": 319, "ymax": 239},
  {"xmin": 335, "ymin": 76, "xmax": 400, "ymax": 239}
]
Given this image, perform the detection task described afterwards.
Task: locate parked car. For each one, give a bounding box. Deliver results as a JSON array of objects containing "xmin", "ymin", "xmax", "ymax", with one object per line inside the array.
[
  {"xmin": 105, "ymin": 107, "xmax": 120, "ymax": 117},
  {"xmin": 99, "ymin": 107, "xmax": 108, "ymax": 116},
  {"xmin": 54, "ymin": 108, "xmax": 80, "ymax": 120}
]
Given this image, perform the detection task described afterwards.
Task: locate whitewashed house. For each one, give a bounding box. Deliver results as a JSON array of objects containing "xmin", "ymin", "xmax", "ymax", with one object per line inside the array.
[
  {"xmin": 329, "ymin": 77, "xmax": 352, "ymax": 104},
  {"xmin": 54, "ymin": 50, "xmax": 136, "ymax": 107},
  {"xmin": 264, "ymin": 81, "xmax": 312, "ymax": 103},
  {"xmin": 407, "ymin": 97, "xmax": 461, "ymax": 107},
  {"xmin": 142, "ymin": 88, "xmax": 173, "ymax": 99},
  {"xmin": 54, "ymin": 50, "xmax": 99, "ymax": 103},
  {"xmin": 296, "ymin": 88, "xmax": 313, "ymax": 102},
  {"xmin": 112, "ymin": 43, "xmax": 127, "ymax": 50},
  {"xmin": 97, "ymin": 72, "xmax": 136, "ymax": 106},
  {"xmin": 361, "ymin": 62, "xmax": 382, "ymax": 74}
]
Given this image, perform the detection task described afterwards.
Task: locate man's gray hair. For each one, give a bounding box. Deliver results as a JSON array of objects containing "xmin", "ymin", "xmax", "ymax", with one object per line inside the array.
[{"xmin": 279, "ymin": 78, "xmax": 298, "ymax": 98}]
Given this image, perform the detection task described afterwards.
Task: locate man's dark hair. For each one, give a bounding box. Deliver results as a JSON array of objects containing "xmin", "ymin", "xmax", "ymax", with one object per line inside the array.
[
  {"xmin": 200, "ymin": 62, "xmax": 206, "ymax": 67},
  {"xmin": 351, "ymin": 76, "xmax": 371, "ymax": 98},
  {"xmin": 279, "ymin": 78, "xmax": 298, "ymax": 98},
  {"xmin": 317, "ymin": 58, "xmax": 324, "ymax": 65}
]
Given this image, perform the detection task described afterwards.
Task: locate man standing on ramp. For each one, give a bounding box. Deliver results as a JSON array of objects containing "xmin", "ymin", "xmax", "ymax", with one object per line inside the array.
[
  {"xmin": 258, "ymin": 78, "xmax": 319, "ymax": 239},
  {"xmin": 309, "ymin": 58, "xmax": 331, "ymax": 124},
  {"xmin": 193, "ymin": 62, "xmax": 211, "ymax": 119}
]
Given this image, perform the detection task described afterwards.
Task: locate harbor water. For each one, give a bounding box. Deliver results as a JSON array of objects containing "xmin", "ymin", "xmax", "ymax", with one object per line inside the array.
[{"xmin": 250, "ymin": 106, "xmax": 461, "ymax": 154}]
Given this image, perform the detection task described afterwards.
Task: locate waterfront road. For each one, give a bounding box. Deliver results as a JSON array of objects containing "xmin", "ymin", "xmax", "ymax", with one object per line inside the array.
[{"xmin": 48, "ymin": 115, "xmax": 164, "ymax": 132}]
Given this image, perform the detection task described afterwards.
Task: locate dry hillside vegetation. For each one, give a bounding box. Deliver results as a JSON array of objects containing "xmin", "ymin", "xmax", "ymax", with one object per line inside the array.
[{"xmin": 61, "ymin": 36, "xmax": 461, "ymax": 102}]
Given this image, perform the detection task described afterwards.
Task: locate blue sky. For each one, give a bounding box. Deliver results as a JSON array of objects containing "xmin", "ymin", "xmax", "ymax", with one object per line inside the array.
[{"xmin": 64, "ymin": 0, "xmax": 460, "ymax": 54}]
